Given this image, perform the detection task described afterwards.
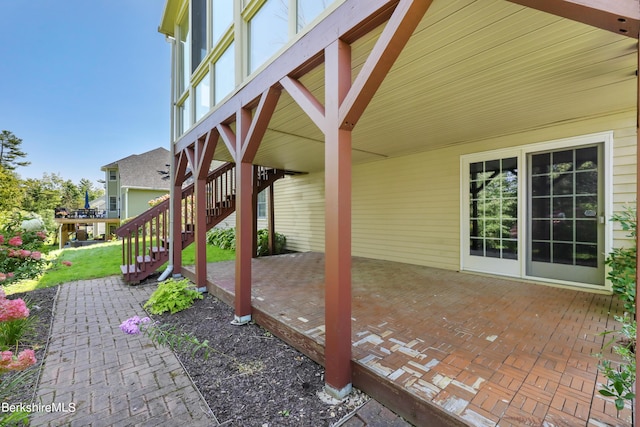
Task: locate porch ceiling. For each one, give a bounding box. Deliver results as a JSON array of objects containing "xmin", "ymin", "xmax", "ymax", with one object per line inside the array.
[{"xmin": 214, "ymin": 0, "xmax": 638, "ymax": 173}]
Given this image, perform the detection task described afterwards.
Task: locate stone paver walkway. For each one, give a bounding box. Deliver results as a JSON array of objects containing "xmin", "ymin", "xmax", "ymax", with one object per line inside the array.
[{"xmin": 32, "ymin": 277, "xmax": 216, "ymax": 426}]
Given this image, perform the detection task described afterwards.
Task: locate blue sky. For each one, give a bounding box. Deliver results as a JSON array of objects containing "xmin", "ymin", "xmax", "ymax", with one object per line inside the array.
[{"xmin": 0, "ymin": 1, "xmax": 170, "ymax": 187}]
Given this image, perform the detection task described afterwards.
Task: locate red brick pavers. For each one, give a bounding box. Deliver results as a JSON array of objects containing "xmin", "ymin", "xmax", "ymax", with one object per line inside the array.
[
  {"xmin": 189, "ymin": 252, "xmax": 631, "ymax": 427},
  {"xmin": 31, "ymin": 277, "xmax": 216, "ymax": 426}
]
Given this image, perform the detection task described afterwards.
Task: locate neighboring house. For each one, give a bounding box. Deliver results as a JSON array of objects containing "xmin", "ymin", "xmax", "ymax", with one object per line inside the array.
[
  {"xmin": 88, "ymin": 195, "xmax": 107, "ymax": 238},
  {"xmin": 159, "ymin": 0, "xmax": 638, "ymax": 399},
  {"xmin": 101, "ymin": 147, "xmax": 171, "ymax": 229}
]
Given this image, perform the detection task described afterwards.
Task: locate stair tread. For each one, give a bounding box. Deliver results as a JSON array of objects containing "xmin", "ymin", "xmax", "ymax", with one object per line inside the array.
[
  {"xmin": 120, "ymin": 264, "xmax": 140, "ymax": 274},
  {"xmin": 136, "ymin": 255, "xmax": 152, "ymax": 263}
]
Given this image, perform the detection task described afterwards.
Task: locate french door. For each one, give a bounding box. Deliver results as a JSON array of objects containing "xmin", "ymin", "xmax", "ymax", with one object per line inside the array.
[
  {"xmin": 462, "ymin": 134, "xmax": 609, "ymax": 288},
  {"xmin": 527, "ymin": 145, "xmax": 604, "ymax": 285}
]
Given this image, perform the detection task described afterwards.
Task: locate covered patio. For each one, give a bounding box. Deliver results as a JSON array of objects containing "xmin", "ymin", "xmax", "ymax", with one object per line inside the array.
[{"xmin": 183, "ymin": 252, "xmax": 629, "ymax": 426}]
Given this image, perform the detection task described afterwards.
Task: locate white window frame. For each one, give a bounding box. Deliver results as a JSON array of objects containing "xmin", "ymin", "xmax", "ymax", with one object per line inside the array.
[{"xmin": 460, "ymin": 131, "xmax": 613, "ymax": 291}]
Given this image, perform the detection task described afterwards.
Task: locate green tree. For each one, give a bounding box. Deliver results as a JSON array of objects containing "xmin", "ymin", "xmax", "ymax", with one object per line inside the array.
[
  {"xmin": 21, "ymin": 176, "xmax": 62, "ymax": 213},
  {"xmin": 0, "ymin": 167, "xmax": 24, "ymax": 211},
  {"xmin": 78, "ymin": 178, "xmax": 104, "ymax": 202},
  {"xmin": 0, "ymin": 130, "xmax": 30, "ymax": 171}
]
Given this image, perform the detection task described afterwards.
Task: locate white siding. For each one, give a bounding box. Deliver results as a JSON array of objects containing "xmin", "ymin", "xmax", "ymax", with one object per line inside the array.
[{"xmin": 273, "ymin": 111, "xmax": 636, "ymax": 271}]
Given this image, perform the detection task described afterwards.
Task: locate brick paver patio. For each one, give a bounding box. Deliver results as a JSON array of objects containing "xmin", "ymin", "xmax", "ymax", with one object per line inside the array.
[{"xmin": 184, "ymin": 252, "xmax": 632, "ymax": 427}]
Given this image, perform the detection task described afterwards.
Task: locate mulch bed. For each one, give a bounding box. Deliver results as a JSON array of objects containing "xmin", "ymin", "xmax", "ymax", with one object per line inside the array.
[{"xmin": 154, "ymin": 292, "xmax": 370, "ymax": 426}]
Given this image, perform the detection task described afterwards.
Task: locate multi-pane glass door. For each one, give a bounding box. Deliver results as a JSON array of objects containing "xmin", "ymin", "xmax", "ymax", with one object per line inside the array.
[
  {"xmin": 463, "ymin": 141, "xmax": 606, "ymax": 287},
  {"xmin": 527, "ymin": 146, "xmax": 604, "ymax": 285}
]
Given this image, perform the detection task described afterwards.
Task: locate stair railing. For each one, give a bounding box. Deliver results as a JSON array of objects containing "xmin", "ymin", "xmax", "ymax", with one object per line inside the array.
[{"xmin": 115, "ymin": 162, "xmax": 238, "ymax": 283}]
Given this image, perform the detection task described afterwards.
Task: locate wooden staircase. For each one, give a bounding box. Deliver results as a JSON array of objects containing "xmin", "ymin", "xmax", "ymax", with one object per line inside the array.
[{"xmin": 115, "ymin": 163, "xmax": 285, "ymax": 283}]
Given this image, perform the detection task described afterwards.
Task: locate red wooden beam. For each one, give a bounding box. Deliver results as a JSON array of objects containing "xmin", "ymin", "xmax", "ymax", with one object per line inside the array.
[
  {"xmin": 194, "ymin": 131, "xmax": 218, "ymax": 289},
  {"xmin": 279, "ymin": 76, "xmax": 326, "ymax": 131},
  {"xmin": 340, "ymin": 0, "xmax": 434, "ymax": 129},
  {"xmin": 506, "ymin": 0, "xmax": 640, "ymax": 38},
  {"xmin": 234, "ymin": 108, "xmax": 254, "ymax": 324},
  {"xmin": 324, "ymin": 38, "xmax": 353, "ymax": 398},
  {"xmin": 216, "ymin": 123, "xmax": 237, "ymax": 159},
  {"xmin": 172, "ymin": 151, "xmax": 189, "ymax": 274},
  {"xmin": 241, "ymin": 87, "xmax": 282, "ymax": 163}
]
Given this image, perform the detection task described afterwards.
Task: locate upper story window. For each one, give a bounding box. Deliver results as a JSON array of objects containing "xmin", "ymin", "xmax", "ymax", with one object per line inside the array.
[
  {"xmin": 212, "ymin": 0, "xmax": 233, "ymax": 46},
  {"xmin": 214, "ymin": 42, "xmax": 235, "ymax": 104},
  {"xmin": 180, "ymin": 97, "xmax": 191, "ymax": 134},
  {"xmin": 296, "ymin": 0, "xmax": 328, "ymax": 31},
  {"xmin": 178, "ymin": 12, "xmax": 190, "ymax": 95},
  {"xmin": 195, "ymin": 73, "xmax": 211, "ymax": 121},
  {"xmin": 109, "ymin": 170, "xmax": 117, "ymax": 181},
  {"xmin": 192, "ymin": 0, "xmax": 207, "ymax": 73},
  {"xmin": 248, "ymin": 0, "xmax": 288, "ymax": 73}
]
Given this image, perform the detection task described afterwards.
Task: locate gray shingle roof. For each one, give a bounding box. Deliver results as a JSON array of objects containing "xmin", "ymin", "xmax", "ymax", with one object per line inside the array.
[{"xmin": 101, "ymin": 147, "xmax": 170, "ymax": 190}]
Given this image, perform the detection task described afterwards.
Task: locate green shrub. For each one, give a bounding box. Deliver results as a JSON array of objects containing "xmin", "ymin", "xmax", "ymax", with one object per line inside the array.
[
  {"xmin": 206, "ymin": 227, "xmax": 236, "ymax": 250},
  {"xmin": 596, "ymin": 204, "xmax": 636, "ymax": 412},
  {"xmin": 143, "ymin": 278, "xmax": 203, "ymax": 315},
  {"xmin": 605, "ymin": 206, "xmax": 636, "ymax": 312},
  {"xmin": 207, "ymin": 227, "xmax": 286, "ymax": 256},
  {"xmin": 257, "ymin": 229, "xmax": 286, "ymax": 256}
]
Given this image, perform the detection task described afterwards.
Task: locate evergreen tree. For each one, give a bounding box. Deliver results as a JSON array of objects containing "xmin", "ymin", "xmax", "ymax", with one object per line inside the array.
[{"xmin": 0, "ymin": 130, "xmax": 30, "ymax": 171}]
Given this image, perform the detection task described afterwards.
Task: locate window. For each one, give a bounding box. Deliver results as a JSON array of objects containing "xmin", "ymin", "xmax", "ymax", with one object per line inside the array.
[
  {"xmin": 296, "ymin": 0, "xmax": 329, "ymax": 31},
  {"xmin": 180, "ymin": 97, "xmax": 191, "ymax": 134},
  {"xmin": 214, "ymin": 42, "xmax": 235, "ymax": 104},
  {"xmin": 248, "ymin": 0, "xmax": 288, "ymax": 73},
  {"xmin": 178, "ymin": 12, "xmax": 190, "ymax": 94},
  {"xmin": 192, "ymin": 0, "xmax": 207, "ymax": 73},
  {"xmin": 109, "ymin": 196, "xmax": 117, "ymax": 211},
  {"xmin": 109, "ymin": 170, "xmax": 117, "ymax": 181},
  {"xmin": 257, "ymin": 190, "xmax": 267, "ymax": 219},
  {"xmin": 195, "ymin": 74, "xmax": 211, "ymax": 121},
  {"xmin": 212, "ymin": 0, "xmax": 233, "ymax": 45},
  {"xmin": 469, "ymin": 157, "xmax": 518, "ymax": 260}
]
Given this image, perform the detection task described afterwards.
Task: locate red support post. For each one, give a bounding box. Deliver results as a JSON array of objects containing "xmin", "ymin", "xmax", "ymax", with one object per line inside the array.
[
  {"xmin": 323, "ymin": 38, "xmax": 353, "ymax": 398},
  {"xmin": 172, "ymin": 153, "xmax": 188, "ymax": 275},
  {"xmin": 234, "ymin": 161, "xmax": 254, "ymax": 324},
  {"xmin": 194, "ymin": 176, "xmax": 207, "ymax": 289},
  {"xmin": 234, "ymin": 108, "xmax": 254, "ymax": 325}
]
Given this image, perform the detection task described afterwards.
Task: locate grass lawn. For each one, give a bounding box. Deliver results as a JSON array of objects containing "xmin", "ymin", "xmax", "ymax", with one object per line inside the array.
[{"xmin": 4, "ymin": 240, "xmax": 235, "ymax": 295}]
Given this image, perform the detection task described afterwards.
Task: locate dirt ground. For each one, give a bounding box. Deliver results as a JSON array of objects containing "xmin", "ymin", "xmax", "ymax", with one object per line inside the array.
[
  {"xmin": 2, "ymin": 284, "xmax": 372, "ymax": 426},
  {"xmin": 154, "ymin": 291, "xmax": 370, "ymax": 426}
]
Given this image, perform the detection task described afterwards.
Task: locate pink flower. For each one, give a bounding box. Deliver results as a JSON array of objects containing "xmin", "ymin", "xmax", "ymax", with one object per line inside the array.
[
  {"xmin": 7, "ymin": 273, "xmax": 14, "ymax": 278},
  {"xmin": 0, "ymin": 234, "xmax": 4, "ymax": 244},
  {"xmin": 30, "ymin": 251, "xmax": 42, "ymax": 260},
  {"xmin": 62, "ymin": 260, "xmax": 72, "ymax": 267},
  {"xmin": 19, "ymin": 249, "xmax": 31, "ymax": 258},
  {"xmin": 0, "ymin": 349, "xmax": 36, "ymax": 372},
  {"xmin": 0, "ymin": 288, "xmax": 5, "ymax": 298},
  {"xmin": 0, "ymin": 297, "xmax": 30, "ymax": 322},
  {"xmin": 36, "ymin": 231, "xmax": 47, "ymax": 240},
  {"xmin": 8, "ymin": 236, "xmax": 22, "ymax": 247},
  {"xmin": 0, "ymin": 273, "xmax": 5, "ymax": 282}
]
